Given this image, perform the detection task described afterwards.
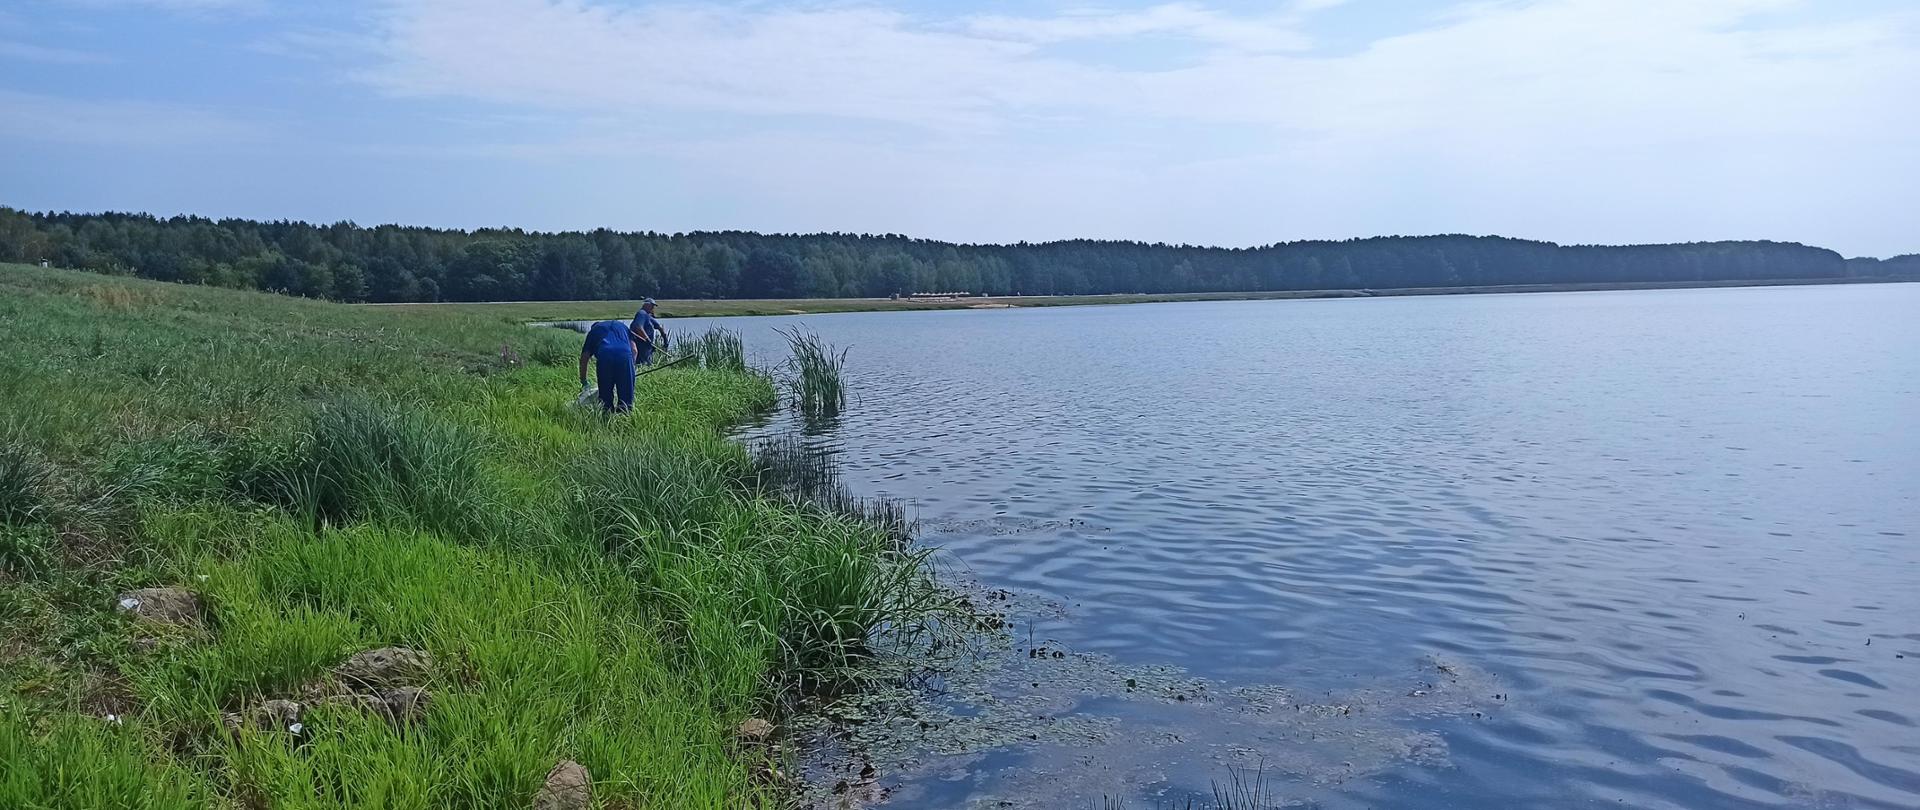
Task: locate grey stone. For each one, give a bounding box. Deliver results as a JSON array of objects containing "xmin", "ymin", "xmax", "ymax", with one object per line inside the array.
[
  {"xmin": 221, "ymin": 699, "xmax": 307, "ymax": 738},
  {"xmin": 381, "ymin": 686, "xmax": 430, "ymax": 724},
  {"xmin": 532, "ymin": 760, "xmax": 590, "ymax": 810},
  {"xmin": 313, "ymin": 692, "xmax": 387, "ymax": 714},
  {"xmin": 112, "ymin": 587, "xmax": 201, "ymax": 627},
  {"xmin": 737, "ymin": 717, "xmax": 776, "ymax": 744},
  {"xmin": 335, "ymin": 646, "xmax": 432, "ymax": 689},
  {"xmin": 252, "ymin": 699, "xmax": 305, "ymax": 733}
]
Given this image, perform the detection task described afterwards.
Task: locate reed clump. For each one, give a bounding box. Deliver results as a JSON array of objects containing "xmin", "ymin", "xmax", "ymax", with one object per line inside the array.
[
  {"xmin": 1098, "ymin": 763, "xmax": 1279, "ymax": 809},
  {"xmin": 274, "ymin": 399, "xmax": 498, "ymax": 539},
  {"xmin": 681, "ymin": 326, "xmax": 748, "ymax": 373},
  {"xmin": 776, "ymin": 326, "xmax": 848, "ymax": 420}
]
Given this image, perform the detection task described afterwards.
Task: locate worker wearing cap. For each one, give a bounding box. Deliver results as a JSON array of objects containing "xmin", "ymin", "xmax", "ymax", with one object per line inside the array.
[
  {"xmin": 630, "ymin": 298, "xmax": 670, "ymax": 365},
  {"xmin": 579, "ymin": 319, "xmax": 638, "ymax": 413}
]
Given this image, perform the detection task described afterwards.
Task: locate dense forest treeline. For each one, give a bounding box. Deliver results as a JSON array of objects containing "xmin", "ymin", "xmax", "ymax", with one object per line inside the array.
[{"xmin": 2, "ymin": 207, "xmax": 1914, "ymax": 303}]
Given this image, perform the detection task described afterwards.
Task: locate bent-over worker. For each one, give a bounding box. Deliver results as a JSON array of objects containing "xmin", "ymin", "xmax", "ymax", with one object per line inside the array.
[{"xmin": 579, "ymin": 319, "xmax": 639, "ymax": 413}]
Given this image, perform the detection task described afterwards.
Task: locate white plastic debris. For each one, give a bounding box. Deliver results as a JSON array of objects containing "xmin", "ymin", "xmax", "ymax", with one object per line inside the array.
[
  {"xmin": 117, "ymin": 597, "xmax": 142, "ymax": 611},
  {"xmin": 287, "ymin": 722, "xmax": 304, "ymax": 734}
]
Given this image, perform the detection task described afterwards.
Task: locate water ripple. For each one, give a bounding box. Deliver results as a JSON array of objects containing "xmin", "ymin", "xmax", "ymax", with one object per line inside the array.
[{"xmin": 700, "ymin": 285, "xmax": 1920, "ymax": 809}]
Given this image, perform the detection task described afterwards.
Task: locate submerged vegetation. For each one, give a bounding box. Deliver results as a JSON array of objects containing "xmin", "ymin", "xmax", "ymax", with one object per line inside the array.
[{"xmin": 0, "ymin": 262, "xmax": 948, "ymax": 808}]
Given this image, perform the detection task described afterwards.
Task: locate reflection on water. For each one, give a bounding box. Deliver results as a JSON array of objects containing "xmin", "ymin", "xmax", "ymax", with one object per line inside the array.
[{"xmin": 676, "ymin": 285, "xmax": 1920, "ymax": 809}]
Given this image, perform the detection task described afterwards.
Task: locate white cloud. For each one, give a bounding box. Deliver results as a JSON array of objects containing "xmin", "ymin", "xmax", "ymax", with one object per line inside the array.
[
  {"xmin": 250, "ymin": 27, "xmax": 381, "ymax": 60},
  {"xmin": 0, "ymin": 89, "xmax": 270, "ymax": 147},
  {"xmin": 0, "ymin": 40, "xmax": 113, "ymax": 64},
  {"xmin": 964, "ymin": 3, "xmax": 1315, "ymax": 53},
  {"xmin": 364, "ymin": 1, "xmax": 1093, "ymax": 131},
  {"xmin": 56, "ymin": 0, "xmax": 264, "ymax": 10},
  {"xmin": 362, "ymin": 0, "xmax": 1920, "ymax": 142},
  {"xmin": 112, "ymin": 0, "xmax": 1896, "ymax": 251},
  {"xmin": 299, "ymin": 0, "xmax": 1920, "ymax": 252},
  {"xmin": 5, "ymin": 0, "xmax": 1912, "ymax": 253}
]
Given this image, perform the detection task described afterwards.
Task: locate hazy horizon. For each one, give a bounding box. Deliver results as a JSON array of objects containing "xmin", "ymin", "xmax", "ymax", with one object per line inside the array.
[{"xmin": 3, "ymin": 0, "xmax": 1917, "ymax": 258}]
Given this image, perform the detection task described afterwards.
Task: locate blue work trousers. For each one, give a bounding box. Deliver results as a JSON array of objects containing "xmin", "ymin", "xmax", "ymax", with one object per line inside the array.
[{"xmin": 595, "ymin": 349, "xmax": 635, "ymax": 412}]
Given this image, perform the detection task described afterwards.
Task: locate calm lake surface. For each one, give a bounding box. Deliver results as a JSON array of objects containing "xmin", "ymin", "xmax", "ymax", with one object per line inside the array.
[{"xmin": 670, "ymin": 284, "xmax": 1919, "ymax": 809}]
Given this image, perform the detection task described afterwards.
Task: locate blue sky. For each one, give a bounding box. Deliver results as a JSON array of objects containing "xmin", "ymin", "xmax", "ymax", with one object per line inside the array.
[{"xmin": 2, "ymin": 0, "xmax": 1916, "ymax": 256}]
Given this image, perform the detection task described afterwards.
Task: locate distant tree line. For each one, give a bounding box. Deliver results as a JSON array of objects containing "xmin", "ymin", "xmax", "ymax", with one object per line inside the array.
[{"xmin": 1, "ymin": 207, "xmax": 1912, "ymax": 304}]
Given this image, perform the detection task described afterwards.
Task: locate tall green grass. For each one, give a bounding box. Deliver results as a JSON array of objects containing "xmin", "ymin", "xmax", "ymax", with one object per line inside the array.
[
  {"xmin": 275, "ymin": 400, "xmax": 498, "ymax": 540},
  {"xmin": 0, "ymin": 709, "xmax": 209, "ymax": 810},
  {"xmin": 1, "ymin": 433, "xmax": 53, "ymax": 578},
  {"xmin": 131, "ymin": 524, "xmax": 765, "ymax": 809},
  {"xmin": 100, "ymin": 428, "xmax": 239, "ymax": 506},
  {"xmin": 1, "ymin": 429, "xmax": 53, "ymax": 527},
  {"xmin": 562, "ymin": 432, "xmax": 948, "ymax": 679},
  {"xmin": 0, "ymin": 263, "xmax": 952, "ymax": 808},
  {"xmin": 0, "ymin": 523, "xmax": 55, "ymax": 581}
]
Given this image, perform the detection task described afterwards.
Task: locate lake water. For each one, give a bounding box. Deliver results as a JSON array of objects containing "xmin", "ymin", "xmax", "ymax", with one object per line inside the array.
[{"xmin": 667, "ymin": 284, "xmax": 1920, "ymax": 809}]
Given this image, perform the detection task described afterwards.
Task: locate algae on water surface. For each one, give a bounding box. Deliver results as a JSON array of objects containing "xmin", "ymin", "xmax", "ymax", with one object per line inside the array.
[{"xmin": 787, "ymin": 578, "xmax": 1500, "ymax": 809}]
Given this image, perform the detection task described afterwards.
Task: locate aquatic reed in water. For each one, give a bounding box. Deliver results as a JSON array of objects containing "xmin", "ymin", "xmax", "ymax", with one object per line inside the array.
[
  {"xmin": 1097, "ymin": 763, "xmax": 1277, "ymax": 809},
  {"xmin": 681, "ymin": 326, "xmax": 747, "ymax": 372},
  {"xmin": 776, "ymin": 326, "xmax": 848, "ymax": 420},
  {"xmin": 750, "ymin": 434, "xmax": 915, "ymax": 543}
]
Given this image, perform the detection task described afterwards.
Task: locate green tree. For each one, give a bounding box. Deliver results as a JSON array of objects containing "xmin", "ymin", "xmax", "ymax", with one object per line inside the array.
[
  {"xmin": 1, "ymin": 208, "xmax": 1861, "ymax": 303},
  {"xmin": 740, "ymin": 248, "xmax": 804, "ymax": 298}
]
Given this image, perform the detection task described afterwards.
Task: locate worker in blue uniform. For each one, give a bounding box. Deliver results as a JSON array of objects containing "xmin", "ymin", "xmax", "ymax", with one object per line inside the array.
[
  {"xmin": 578, "ymin": 319, "xmax": 639, "ymax": 413},
  {"xmin": 630, "ymin": 298, "xmax": 669, "ymax": 366}
]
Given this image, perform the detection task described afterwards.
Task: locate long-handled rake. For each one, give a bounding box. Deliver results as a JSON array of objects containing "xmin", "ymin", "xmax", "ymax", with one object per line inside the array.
[{"xmin": 636, "ymin": 347, "xmax": 694, "ymax": 377}]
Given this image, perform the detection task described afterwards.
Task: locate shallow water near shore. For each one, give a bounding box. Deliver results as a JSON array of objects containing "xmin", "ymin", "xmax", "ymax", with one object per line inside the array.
[{"xmin": 678, "ymin": 284, "xmax": 1918, "ymax": 809}]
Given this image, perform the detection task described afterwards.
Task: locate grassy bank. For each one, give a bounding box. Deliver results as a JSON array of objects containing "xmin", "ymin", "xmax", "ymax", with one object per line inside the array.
[
  {"xmin": 0, "ymin": 263, "xmax": 941, "ymax": 808},
  {"xmin": 364, "ymin": 276, "xmax": 1907, "ymax": 322}
]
